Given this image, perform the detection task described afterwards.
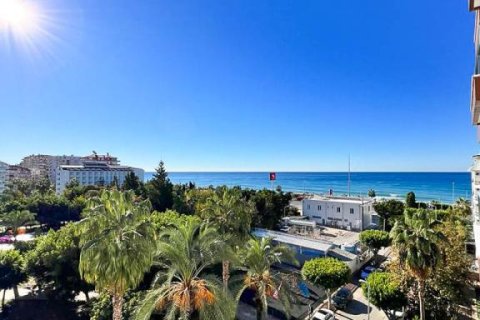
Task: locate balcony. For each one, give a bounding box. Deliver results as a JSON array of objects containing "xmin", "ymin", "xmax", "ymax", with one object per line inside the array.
[
  {"xmin": 471, "ymin": 75, "xmax": 480, "ymax": 125},
  {"xmin": 470, "ymin": 0, "xmax": 480, "ymax": 11}
]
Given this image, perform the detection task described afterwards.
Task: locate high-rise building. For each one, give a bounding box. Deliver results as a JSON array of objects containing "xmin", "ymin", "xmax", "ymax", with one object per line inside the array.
[
  {"xmin": 0, "ymin": 161, "xmax": 9, "ymax": 194},
  {"xmin": 55, "ymin": 161, "xmax": 144, "ymax": 194},
  {"xmin": 20, "ymin": 154, "xmax": 51, "ymax": 178},
  {"xmin": 6, "ymin": 165, "xmax": 32, "ymax": 181},
  {"xmin": 469, "ymin": 0, "xmax": 480, "ymax": 268}
]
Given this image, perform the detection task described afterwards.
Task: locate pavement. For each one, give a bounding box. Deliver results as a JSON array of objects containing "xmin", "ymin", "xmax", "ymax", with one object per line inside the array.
[{"xmin": 334, "ymin": 286, "xmax": 387, "ymax": 320}]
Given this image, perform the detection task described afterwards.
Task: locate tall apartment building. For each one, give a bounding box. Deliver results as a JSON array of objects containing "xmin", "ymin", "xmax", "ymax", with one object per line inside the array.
[
  {"xmin": 20, "ymin": 153, "xmax": 117, "ymax": 183},
  {"xmin": 0, "ymin": 161, "xmax": 9, "ymax": 194},
  {"xmin": 469, "ymin": 0, "xmax": 480, "ymax": 266},
  {"xmin": 55, "ymin": 161, "xmax": 144, "ymax": 194},
  {"xmin": 6, "ymin": 165, "xmax": 32, "ymax": 181},
  {"xmin": 20, "ymin": 154, "xmax": 51, "ymax": 178}
]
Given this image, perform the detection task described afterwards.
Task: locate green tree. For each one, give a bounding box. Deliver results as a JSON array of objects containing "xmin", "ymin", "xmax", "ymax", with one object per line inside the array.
[
  {"xmin": 146, "ymin": 161, "xmax": 174, "ymax": 212},
  {"xmin": 359, "ymin": 230, "xmax": 390, "ymax": 258},
  {"xmin": 453, "ymin": 198, "xmax": 471, "ymax": 218},
  {"xmin": 78, "ymin": 190, "xmax": 156, "ymax": 320},
  {"xmin": 405, "ymin": 192, "xmax": 416, "ymax": 208},
  {"xmin": 246, "ymin": 188, "xmax": 292, "ymax": 230},
  {"xmin": 362, "ymin": 272, "xmax": 406, "ymax": 317},
  {"xmin": 0, "ymin": 210, "xmax": 37, "ymax": 240},
  {"xmin": 150, "ymin": 209, "xmax": 200, "ymax": 233},
  {"xmin": 234, "ymin": 237, "xmax": 298, "ymax": 320},
  {"xmin": 24, "ymin": 223, "xmax": 93, "ymax": 301},
  {"xmin": 0, "ymin": 250, "xmax": 27, "ymax": 306},
  {"xmin": 199, "ymin": 188, "xmax": 255, "ymax": 289},
  {"xmin": 122, "ymin": 172, "xmax": 142, "ymax": 195},
  {"xmin": 135, "ymin": 220, "xmax": 235, "ymax": 320},
  {"xmin": 373, "ymin": 199, "xmax": 405, "ymax": 231},
  {"xmin": 301, "ymin": 257, "xmax": 350, "ymax": 309},
  {"xmin": 390, "ymin": 209, "xmax": 445, "ymax": 320},
  {"xmin": 368, "ymin": 189, "xmax": 376, "ymax": 197}
]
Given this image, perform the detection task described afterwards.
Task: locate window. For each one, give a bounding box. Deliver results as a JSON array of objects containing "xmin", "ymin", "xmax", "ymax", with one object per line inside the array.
[
  {"xmin": 336, "ymin": 207, "xmax": 341, "ymax": 213},
  {"xmin": 317, "ymin": 205, "xmax": 322, "ymax": 211},
  {"xmin": 350, "ymin": 208, "xmax": 354, "ymax": 214},
  {"xmin": 307, "ymin": 205, "xmax": 310, "ymax": 210}
]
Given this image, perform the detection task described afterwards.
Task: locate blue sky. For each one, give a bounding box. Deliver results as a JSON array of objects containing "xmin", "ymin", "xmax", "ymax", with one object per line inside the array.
[{"xmin": 0, "ymin": 0, "xmax": 477, "ymax": 172}]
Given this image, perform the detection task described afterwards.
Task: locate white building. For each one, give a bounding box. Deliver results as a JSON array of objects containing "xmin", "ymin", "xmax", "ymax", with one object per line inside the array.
[
  {"xmin": 55, "ymin": 161, "xmax": 144, "ymax": 194},
  {"xmin": 0, "ymin": 161, "xmax": 9, "ymax": 194},
  {"xmin": 469, "ymin": 0, "xmax": 480, "ymax": 266},
  {"xmin": 302, "ymin": 195, "xmax": 379, "ymax": 231}
]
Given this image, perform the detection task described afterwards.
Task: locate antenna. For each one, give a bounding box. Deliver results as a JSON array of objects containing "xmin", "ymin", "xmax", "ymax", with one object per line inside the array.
[{"xmin": 348, "ymin": 154, "xmax": 351, "ymax": 197}]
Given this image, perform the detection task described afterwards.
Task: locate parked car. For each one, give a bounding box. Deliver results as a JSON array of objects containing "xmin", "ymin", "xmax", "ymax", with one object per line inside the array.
[
  {"xmin": 332, "ymin": 287, "xmax": 353, "ymax": 309},
  {"xmin": 312, "ymin": 308, "xmax": 335, "ymax": 320},
  {"xmin": 360, "ymin": 266, "xmax": 377, "ymax": 280}
]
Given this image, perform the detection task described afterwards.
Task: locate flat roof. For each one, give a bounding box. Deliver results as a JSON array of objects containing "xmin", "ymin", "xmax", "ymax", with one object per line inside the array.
[
  {"xmin": 252, "ymin": 228, "xmax": 333, "ymax": 253},
  {"xmin": 305, "ymin": 195, "xmax": 373, "ymax": 204}
]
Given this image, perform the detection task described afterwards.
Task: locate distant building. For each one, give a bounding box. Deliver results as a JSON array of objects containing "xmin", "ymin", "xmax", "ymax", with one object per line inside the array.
[
  {"xmin": 55, "ymin": 161, "xmax": 144, "ymax": 194},
  {"xmin": 20, "ymin": 154, "xmax": 51, "ymax": 178},
  {"xmin": 0, "ymin": 161, "xmax": 9, "ymax": 194},
  {"xmin": 20, "ymin": 153, "xmax": 119, "ymax": 183},
  {"xmin": 48, "ymin": 155, "xmax": 83, "ymax": 182},
  {"xmin": 6, "ymin": 165, "xmax": 32, "ymax": 181},
  {"xmin": 302, "ymin": 195, "xmax": 379, "ymax": 231},
  {"xmin": 81, "ymin": 152, "xmax": 119, "ymax": 165}
]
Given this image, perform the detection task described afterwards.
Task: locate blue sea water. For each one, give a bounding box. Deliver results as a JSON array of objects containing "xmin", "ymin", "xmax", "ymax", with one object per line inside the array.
[{"xmin": 144, "ymin": 172, "xmax": 471, "ymax": 204}]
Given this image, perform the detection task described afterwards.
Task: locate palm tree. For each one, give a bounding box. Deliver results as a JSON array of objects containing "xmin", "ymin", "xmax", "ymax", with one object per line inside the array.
[
  {"xmin": 135, "ymin": 220, "xmax": 235, "ymax": 320},
  {"xmin": 390, "ymin": 209, "xmax": 445, "ymax": 320},
  {"xmin": 199, "ymin": 188, "xmax": 255, "ymax": 289},
  {"xmin": 233, "ymin": 237, "xmax": 298, "ymax": 320},
  {"xmin": 78, "ymin": 190, "xmax": 155, "ymax": 320},
  {"xmin": 0, "ymin": 210, "xmax": 37, "ymax": 240},
  {"xmin": 453, "ymin": 197, "xmax": 471, "ymax": 218}
]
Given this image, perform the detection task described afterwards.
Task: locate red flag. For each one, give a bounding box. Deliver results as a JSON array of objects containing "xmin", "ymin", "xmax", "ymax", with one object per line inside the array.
[{"xmin": 269, "ymin": 172, "xmax": 276, "ymax": 181}]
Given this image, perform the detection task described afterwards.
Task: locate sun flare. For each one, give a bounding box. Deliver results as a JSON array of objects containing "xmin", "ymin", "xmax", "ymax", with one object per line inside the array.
[{"xmin": 0, "ymin": 0, "xmax": 38, "ymax": 34}]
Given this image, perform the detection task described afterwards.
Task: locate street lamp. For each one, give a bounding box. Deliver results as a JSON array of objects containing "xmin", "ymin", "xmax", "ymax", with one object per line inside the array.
[{"xmin": 359, "ymin": 279, "xmax": 370, "ymax": 320}]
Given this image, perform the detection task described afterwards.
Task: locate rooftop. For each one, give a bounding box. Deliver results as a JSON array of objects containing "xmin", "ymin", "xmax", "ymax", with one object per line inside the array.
[
  {"xmin": 304, "ymin": 194, "xmax": 373, "ymax": 204},
  {"xmin": 252, "ymin": 228, "xmax": 334, "ymax": 253}
]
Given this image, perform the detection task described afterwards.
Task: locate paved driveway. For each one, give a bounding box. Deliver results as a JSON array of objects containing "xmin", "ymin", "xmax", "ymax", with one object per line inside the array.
[{"xmin": 334, "ymin": 287, "xmax": 387, "ymax": 320}]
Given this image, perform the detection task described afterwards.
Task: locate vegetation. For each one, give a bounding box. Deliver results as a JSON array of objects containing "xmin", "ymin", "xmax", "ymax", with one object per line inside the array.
[
  {"xmin": 301, "ymin": 257, "xmax": 350, "ymax": 309},
  {"xmin": 234, "ymin": 237, "xmax": 298, "ymax": 320},
  {"xmin": 24, "ymin": 223, "xmax": 93, "ymax": 301},
  {"xmin": 135, "ymin": 220, "xmax": 234, "ymax": 320},
  {"xmin": 405, "ymin": 191, "xmax": 416, "ymax": 208},
  {"xmin": 373, "ymin": 199, "xmax": 404, "ymax": 231},
  {"xmin": 361, "ymin": 271, "xmax": 406, "ymax": 317},
  {"xmin": 0, "ymin": 167, "xmax": 474, "ymax": 320},
  {"xmin": 359, "ymin": 230, "xmax": 390, "ymax": 257},
  {"xmin": 78, "ymin": 190, "xmax": 156, "ymax": 320},
  {"xmin": 367, "ymin": 189, "xmax": 376, "ymax": 197},
  {"xmin": 199, "ymin": 187, "xmax": 255, "ymax": 288},
  {"xmin": 145, "ymin": 161, "xmax": 174, "ymax": 212},
  {"xmin": 0, "ymin": 210, "xmax": 37, "ymax": 239},
  {"xmin": 390, "ymin": 209, "xmax": 445, "ymax": 320},
  {"xmin": 0, "ymin": 250, "xmax": 27, "ymax": 306}
]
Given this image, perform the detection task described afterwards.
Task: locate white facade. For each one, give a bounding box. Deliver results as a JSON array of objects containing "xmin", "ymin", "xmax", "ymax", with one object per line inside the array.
[
  {"xmin": 302, "ymin": 195, "xmax": 379, "ymax": 231},
  {"xmin": 0, "ymin": 161, "xmax": 9, "ymax": 194},
  {"xmin": 471, "ymin": 156, "xmax": 480, "ymax": 259},
  {"xmin": 55, "ymin": 161, "xmax": 145, "ymax": 194}
]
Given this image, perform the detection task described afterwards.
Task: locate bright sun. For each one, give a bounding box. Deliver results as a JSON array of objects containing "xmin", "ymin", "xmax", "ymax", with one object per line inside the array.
[{"xmin": 0, "ymin": 0, "xmax": 38, "ymax": 34}]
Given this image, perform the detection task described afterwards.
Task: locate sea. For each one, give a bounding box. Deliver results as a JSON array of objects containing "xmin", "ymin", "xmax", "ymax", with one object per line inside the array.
[{"xmin": 144, "ymin": 172, "xmax": 471, "ymax": 204}]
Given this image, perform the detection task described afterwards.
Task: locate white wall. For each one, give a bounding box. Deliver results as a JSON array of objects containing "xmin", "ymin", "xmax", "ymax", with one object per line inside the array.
[{"xmin": 302, "ymin": 198, "xmax": 376, "ymax": 231}]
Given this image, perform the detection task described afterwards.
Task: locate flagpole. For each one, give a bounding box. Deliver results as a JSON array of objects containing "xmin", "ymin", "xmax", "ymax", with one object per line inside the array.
[{"xmin": 348, "ymin": 154, "xmax": 351, "ymax": 197}]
